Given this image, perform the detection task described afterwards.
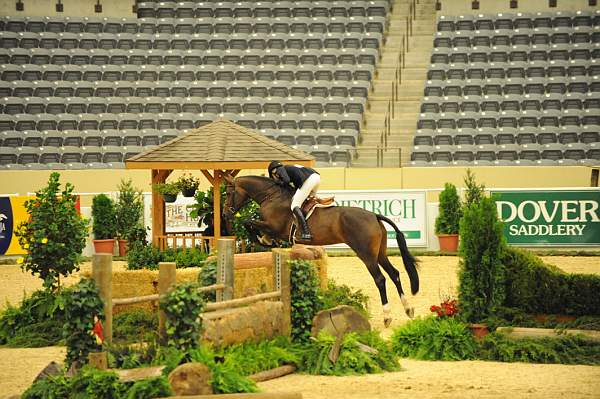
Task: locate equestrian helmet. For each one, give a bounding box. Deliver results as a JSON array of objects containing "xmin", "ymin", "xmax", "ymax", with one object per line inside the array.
[{"xmin": 268, "ymin": 160, "xmax": 282, "ymax": 177}]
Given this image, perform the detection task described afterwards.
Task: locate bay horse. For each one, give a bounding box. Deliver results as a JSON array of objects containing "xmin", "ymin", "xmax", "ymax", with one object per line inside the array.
[{"xmin": 222, "ymin": 175, "xmax": 419, "ymax": 326}]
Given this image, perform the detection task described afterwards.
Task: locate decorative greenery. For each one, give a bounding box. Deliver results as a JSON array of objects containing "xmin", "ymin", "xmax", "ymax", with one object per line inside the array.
[
  {"xmin": 153, "ymin": 182, "xmax": 180, "ymax": 196},
  {"xmin": 478, "ymin": 332, "xmax": 600, "ymax": 365},
  {"xmin": 501, "ymin": 247, "xmax": 600, "ymax": 316},
  {"xmin": 434, "ymin": 183, "xmax": 462, "ymax": 235},
  {"xmin": 177, "ymin": 173, "xmax": 200, "ymax": 194},
  {"xmin": 458, "ymin": 196, "xmax": 507, "ymax": 322},
  {"xmin": 162, "ymin": 247, "xmax": 209, "ymax": 268},
  {"xmin": 290, "ymin": 259, "xmax": 323, "ymax": 342},
  {"xmin": 127, "ymin": 225, "xmax": 149, "ymax": 246},
  {"xmin": 319, "ymin": 280, "xmax": 370, "ymax": 316},
  {"xmin": 463, "ymin": 169, "xmax": 486, "ymax": 208},
  {"xmin": 113, "ymin": 309, "xmax": 158, "ymax": 345},
  {"xmin": 299, "ymin": 331, "xmax": 399, "ymax": 375},
  {"xmin": 92, "ymin": 193, "xmax": 117, "ymax": 240},
  {"xmin": 160, "ymin": 282, "xmax": 206, "ymax": 351},
  {"xmin": 161, "ymin": 346, "xmax": 258, "ymax": 394},
  {"xmin": 390, "ymin": 316, "xmax": 478, "ymax": 361},
  {"xmin": 0, "ymin": 289, "xmax": 65, "ymax": 347},
  {"xmin": 115, "ymin": 179, "xmax": 144, "ymax": 241},
  {"xmin": 126, "ymin": 243, "xmax": 162, "ymax": 270},
  {"xmin": 220, "ymin": 336, "xmax": 298, "ymax": 376},
  {"xmin": 63, "ymin": 278, "xmax": 105, "ymax": 367},
  {"xmin": 231, "ymin": 200, "xmax": 262, "ymax": 245},
  {"xmin": 15, "ymin": 172, "xmax": 89, "ymax": 290},
  {"xmin": 126, "ymin": 245, "xmax": 209, "ymax": 270},
  {"xmin": 198, "ymin": 257, "xmax": 217, "ymax": 301},
  {"xmin": 22, "ymin": 367, "xmax": 172, "ymax": 399},
  {"xmin": 126, "ymin": 377, "xmax": 173, "ymax": 399},
  {"xmin": 189, "ymin": 185, "xmax": 227, "ymax": 235}
]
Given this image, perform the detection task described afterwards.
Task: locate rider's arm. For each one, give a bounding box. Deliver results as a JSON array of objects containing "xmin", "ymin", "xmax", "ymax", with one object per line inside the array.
[{"xmin": 276, "ymin": 165, "xmax": 291, "ymax": 185}]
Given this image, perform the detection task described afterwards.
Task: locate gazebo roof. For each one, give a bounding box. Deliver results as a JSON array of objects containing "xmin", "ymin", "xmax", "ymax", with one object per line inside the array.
[{"xmin": 126, "ymin": 119, "xmax": 315, "ymax": 169}]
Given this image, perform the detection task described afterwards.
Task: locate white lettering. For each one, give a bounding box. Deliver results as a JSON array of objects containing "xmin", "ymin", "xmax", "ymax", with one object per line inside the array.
[
  {"xmin": 498, "ymin": 201, "xmax": 518, "ymax": 222},
  {"xmin": 509, "ymin": 225, "xmax": 519, "ymax": 235},
  {"xmin": 561, "ymin": 201, "xmax": 579, "ymax": 222},
  {"xmin": 579, "ymin": 200, "xmax": 600, "ymax": 222},
  {"xmin": 538, "ymin": 201, "xmax": 561, "ymax": 223},
  {"xmin": 518, "ymin": 201, "xmax": 541, "ymax": 223},
  {"xmin": 574, "ymin": 225, "xmax": 585, "ymax": 235}
]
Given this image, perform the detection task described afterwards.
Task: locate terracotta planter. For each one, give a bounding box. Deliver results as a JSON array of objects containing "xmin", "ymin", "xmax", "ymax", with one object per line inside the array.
[
  {"xmin": 468, "ymin": 323, "xmax": 489, "ymax": 339},
  {"xmin": 93, "ymin": 239, "xmax": 115, "ymax": 254},
  {"xmin": 163, "ymin": 193, "xmax": 177, "ymax": 203},
  {"xmin": 181, "ymin": 188, "xmax": 196, "ymax": 197},
  {"xmin": 118, "ymin": 239, "xmax": 128, "ymax": 257},
  {"xmin": 437, "ymin": 234, "xmax": 459, "ymax": 252}
]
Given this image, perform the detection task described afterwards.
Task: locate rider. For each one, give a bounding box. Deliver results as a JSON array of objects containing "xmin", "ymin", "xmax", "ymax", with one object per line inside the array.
[{"xmin": 268, "ymin": 160, "xmax": 320, "ymax": 241}]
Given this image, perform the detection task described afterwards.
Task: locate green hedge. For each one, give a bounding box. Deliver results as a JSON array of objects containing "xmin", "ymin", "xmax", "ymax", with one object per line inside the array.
[{"xmin": 502, "ymin": 247, "xmax": 600, "ymax": 316}]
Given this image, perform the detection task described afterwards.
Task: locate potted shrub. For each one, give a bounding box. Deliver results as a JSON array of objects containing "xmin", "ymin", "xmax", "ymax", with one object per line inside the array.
[
  {"xmin": 435, "ymin": 183, "xmax": 462, "ymax": 252},
  {"xmin": 177, "ymin": 173, "xmax": 200, "ymax": 197},
  {"xmin": 92, "ymin": 194, "xmax": 117, "ymax": 254},
  {"xmin": 154, "ymin": 182, "xmax": 180, "ymax": 203},
  {"xmin": 115, "ymin": 179, "xmax": 144, "ymax": 257}
]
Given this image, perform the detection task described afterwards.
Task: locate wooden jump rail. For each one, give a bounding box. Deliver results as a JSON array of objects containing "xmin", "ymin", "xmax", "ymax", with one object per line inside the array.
[{"xmin": 92, "ymin": 239, "xmax": 291, "ymax": 344}]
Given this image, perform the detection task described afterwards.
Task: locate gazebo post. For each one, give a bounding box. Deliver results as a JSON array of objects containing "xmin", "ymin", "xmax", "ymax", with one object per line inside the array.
[
  {"xmin": 213, "ymin": 170, "xmax": 222, "ymax": 242},
  {"xmin": 151, "ymin": 169, "xmax": 172, "ymax": 248}
]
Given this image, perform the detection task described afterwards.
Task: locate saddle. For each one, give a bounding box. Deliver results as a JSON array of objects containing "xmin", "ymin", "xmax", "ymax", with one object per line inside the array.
[
  {"xmin": 290, "ymin": 195, "xmax": 336, "ymax": 243},
  {"xmin": 301, "ymin": 195, "xmax": 335, "ymax": 216}
]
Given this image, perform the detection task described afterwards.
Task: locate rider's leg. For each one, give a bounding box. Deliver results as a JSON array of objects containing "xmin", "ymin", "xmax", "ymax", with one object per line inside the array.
[{"xmin": 291, "ymin": 174, "xmax": 320, "ymax": 240}]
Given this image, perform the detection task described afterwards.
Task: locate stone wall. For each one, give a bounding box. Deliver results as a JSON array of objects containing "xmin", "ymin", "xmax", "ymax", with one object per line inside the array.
[{"xmin": 201, "ymin": 301, "xmax": 285, "ymax": 347}]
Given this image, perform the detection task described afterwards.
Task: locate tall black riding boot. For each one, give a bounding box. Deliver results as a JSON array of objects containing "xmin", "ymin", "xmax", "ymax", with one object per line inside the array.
[{"xmin": 292, "ymin": 207, "xmax": 312, "ymax": 241}]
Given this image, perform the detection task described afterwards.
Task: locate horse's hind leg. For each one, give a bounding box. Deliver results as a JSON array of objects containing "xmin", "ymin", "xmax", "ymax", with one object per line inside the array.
[
  {"xmin": 378, "ymin": 225, "xmax": 415, "ymax": 319},
  {"xmin": 346, "ymin": 236, "xmax": 393, "ymax": 327}
]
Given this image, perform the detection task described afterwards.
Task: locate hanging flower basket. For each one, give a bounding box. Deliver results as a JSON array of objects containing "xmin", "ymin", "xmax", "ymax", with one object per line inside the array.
[{"xmin": 163, "ymin": 193, "xmax": 177, "ymax": 203}]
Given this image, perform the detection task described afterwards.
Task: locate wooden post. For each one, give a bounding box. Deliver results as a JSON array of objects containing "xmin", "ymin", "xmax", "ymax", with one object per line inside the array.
[
  {"xmin": 92, "ymin": 253, "xmax": 113, "ymax": 344},
  {"xmin": 88, "ymin": 352, "xmax": 108, "ymax": 370},
  {"xmin": 217, "ymin": 238, "xmax": 235, "ymax": 301},
  {"xmin": 273, "ymin": 249, "xmax": 291, "ymax": 336},
  {"xmin": 151, "ymin": 169, "xmax": 172, "ymax": 247},
  {"xmin": 213, "ymin": 169, "xmax": 222, "ymax": 241},
  {"xmin": 158, "ymin": 262, "xmax": 177, "ymax": 343}
]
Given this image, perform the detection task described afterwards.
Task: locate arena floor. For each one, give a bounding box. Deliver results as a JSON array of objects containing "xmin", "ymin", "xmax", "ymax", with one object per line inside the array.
[{"xmin": 0, "ymin": 256, "xmax": 599, "ymax": 398}]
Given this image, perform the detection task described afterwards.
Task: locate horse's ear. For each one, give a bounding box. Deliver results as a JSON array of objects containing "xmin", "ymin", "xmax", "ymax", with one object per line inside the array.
[{"xmin": 222, "ymin": 173, "xmax": 234, "ymax": 184}]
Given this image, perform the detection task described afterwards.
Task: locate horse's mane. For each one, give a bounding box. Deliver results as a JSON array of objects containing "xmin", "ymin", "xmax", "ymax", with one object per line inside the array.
[{"xmin": 236, "ymin": 175, "xmax": 294, "ymax": 200}]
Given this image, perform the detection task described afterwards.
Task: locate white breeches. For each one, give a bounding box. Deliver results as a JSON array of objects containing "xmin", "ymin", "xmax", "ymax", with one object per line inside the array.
[{"xmin": 291, "ymin": 173, "xmax": 321, "ymax": 210}]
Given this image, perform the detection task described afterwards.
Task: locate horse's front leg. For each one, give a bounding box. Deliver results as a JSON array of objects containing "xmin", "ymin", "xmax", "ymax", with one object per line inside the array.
[{"xmin": 247, "ymin": 220, "xmax": 279, "ymax": 247}]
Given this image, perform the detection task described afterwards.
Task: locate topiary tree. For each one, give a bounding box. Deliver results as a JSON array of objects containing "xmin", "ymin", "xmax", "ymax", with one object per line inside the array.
[
  {"xmin": 15, "ymin": 172, "xmax": 89, "ymax": 291},
  {"xmin": 463, "ymin": 169, "xmax": 485, "ymax": 209},
  {"xmin": 92, "ymin": 194, "xmax": 117, "ymax": 240},
  {"xmin": 434, "ymin": 183, "xmax": 462, "ymax": 235},
  {"xmin": 458, "ymin": 196, "xmax": 507, "ymax": 322},
  {"xmin": 115, "ymin": 179, "xmax": 143, "ymax": 241}
]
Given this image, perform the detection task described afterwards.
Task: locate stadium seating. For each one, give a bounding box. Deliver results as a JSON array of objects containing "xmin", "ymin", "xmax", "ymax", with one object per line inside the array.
[
  {"xmin": 413, "ymin": 10, "xmax": 599, "ymax": 166},
  {"xmin": 0, "ymin": 1, "xmax": 393, "ymax": 168}
]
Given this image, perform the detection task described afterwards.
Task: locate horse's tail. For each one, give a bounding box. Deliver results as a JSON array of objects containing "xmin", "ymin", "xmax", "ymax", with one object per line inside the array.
[{"xmin": 376, "ymin": 214, "xmax": 420, "ymax": 295}]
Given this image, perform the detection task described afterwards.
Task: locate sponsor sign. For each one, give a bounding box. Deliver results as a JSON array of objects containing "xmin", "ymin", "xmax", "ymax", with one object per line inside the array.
[
  {"xmin": 491, "ymin": 189, "xmax": 600, "ymax": 246},
  {"xmin": 0, "ymin": 196, "xmax": 34, "ymax": 255},
  {"xmin": 320, "ymin": 190, "xmax": 428, "ymax": 247}
]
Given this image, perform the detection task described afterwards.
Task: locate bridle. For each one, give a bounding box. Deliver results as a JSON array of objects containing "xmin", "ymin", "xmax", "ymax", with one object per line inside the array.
[{"xmin": 224, "ymin": 179, "xmax": 237, "ymax": 218}]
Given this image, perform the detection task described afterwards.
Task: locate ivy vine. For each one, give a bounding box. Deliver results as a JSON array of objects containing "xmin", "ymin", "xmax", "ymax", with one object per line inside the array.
[
  {"xmin": 160, "ymin": 282, "xmax": 206, "ymax": 351},
  {"xmin": 63, "ymin": 278, "xmax": 105, "ymax": 367}
]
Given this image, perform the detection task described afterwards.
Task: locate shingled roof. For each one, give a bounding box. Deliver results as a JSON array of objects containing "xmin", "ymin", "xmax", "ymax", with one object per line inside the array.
[{"xmin": 126, "ymin": 119, "xmax": 315, "ymax": 169}]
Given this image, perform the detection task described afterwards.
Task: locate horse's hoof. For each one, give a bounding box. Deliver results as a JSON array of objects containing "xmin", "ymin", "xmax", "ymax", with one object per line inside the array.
[
  {"xmin": 384, "ymin": 317, "xmax": 392, "ymax": 328},
  {"xmin": 405, "ymin": 307, "xmax": 415, "ymax": 319}
]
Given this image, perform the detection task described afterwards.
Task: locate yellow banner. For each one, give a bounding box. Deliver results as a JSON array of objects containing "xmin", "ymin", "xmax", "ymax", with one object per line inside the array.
[{"xmin": 0, "ymin": 196, "xmax": 33, "ymax": 255}]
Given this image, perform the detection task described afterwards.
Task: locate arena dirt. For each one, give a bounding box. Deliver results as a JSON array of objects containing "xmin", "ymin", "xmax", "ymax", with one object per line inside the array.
[{"xmin": 1, "ymin": 256, "xmax": 599, "ymax": 398}]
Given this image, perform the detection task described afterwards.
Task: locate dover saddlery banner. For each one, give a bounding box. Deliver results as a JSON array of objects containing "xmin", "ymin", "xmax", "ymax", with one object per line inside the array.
[
  {"xmin": 491, "ymin": 189, "xmax": 600, "ymax": 246},
  {"xmin": 320, "ymin": 190, "xmax": 428, "ymax": 247}
]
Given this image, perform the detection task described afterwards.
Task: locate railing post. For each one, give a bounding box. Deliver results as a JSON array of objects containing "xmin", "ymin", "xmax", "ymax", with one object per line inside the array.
[
  {"xmin": 158, "ymin": 261, "xmax": 176, "ymax": 343},
  {"xmin": 92, "ymin": 253, "xmax": 113, "ymax": 344},
  {"xmin": 272, "ymin": 249, "xmax": 291, "ymax": 336},
  {"xmin": 217, "ymin": 238, "xmax": 235, "ymax": 301}
]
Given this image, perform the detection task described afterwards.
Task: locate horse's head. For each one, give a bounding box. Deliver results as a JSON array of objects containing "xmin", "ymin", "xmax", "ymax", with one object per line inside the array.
[{"xmin": 222, "ymin": 174, "xmax": 249, "ymax": 221}]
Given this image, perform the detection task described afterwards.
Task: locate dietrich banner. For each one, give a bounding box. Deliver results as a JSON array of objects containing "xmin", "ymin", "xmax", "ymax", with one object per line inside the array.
[{"xmin": 491, "ymin": 189, "xmax": 600, "ymax": 246}]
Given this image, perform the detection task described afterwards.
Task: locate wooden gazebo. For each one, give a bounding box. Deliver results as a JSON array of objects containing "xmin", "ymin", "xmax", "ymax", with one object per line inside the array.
[{"xmin": 125, "ymin": 119, "xmax": 315, "ymax": 248}]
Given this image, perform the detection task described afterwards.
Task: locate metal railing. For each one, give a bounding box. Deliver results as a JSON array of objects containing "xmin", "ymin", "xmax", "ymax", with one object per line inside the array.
[{"xmin": 342, "ymin": 146, "xmax": 402, "ymax": 168}]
